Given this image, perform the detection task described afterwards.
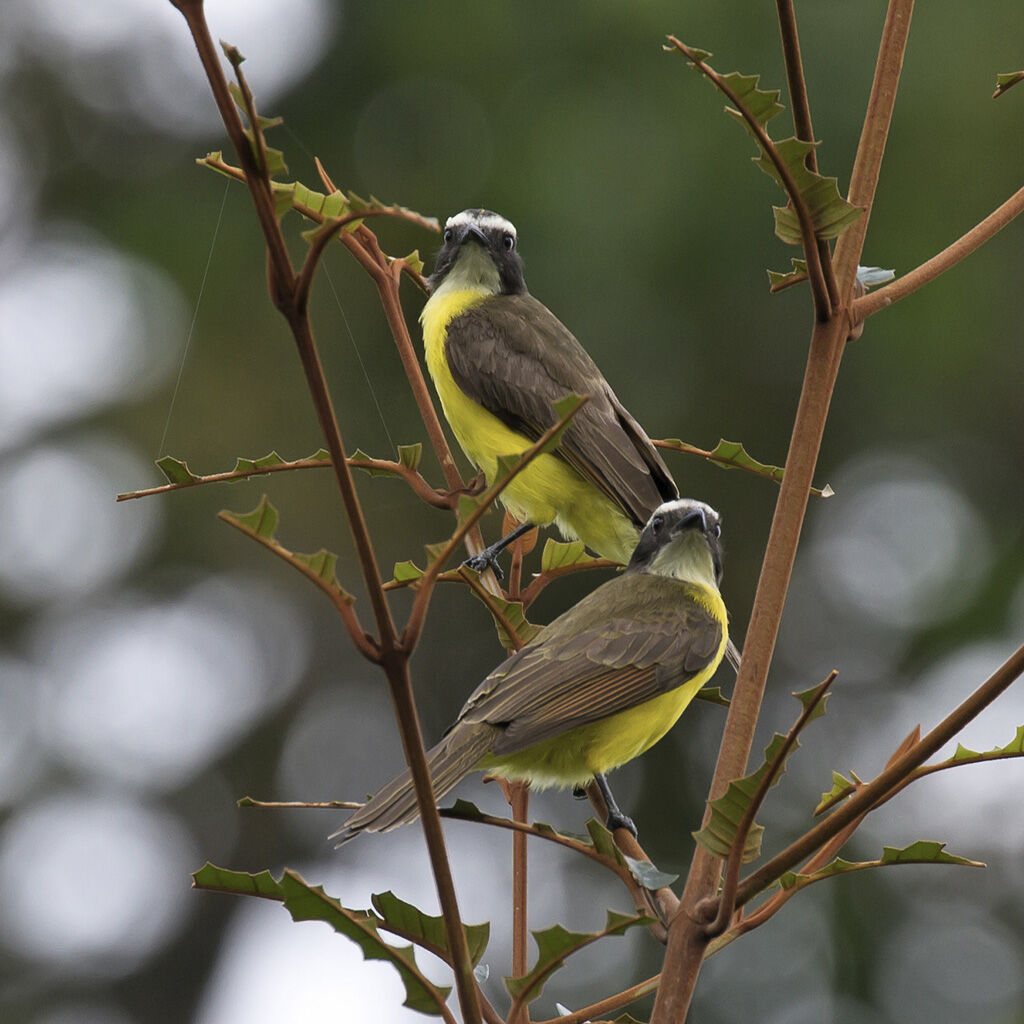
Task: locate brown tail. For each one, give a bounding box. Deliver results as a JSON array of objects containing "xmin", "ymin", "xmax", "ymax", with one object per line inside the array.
[{"xmin": 330, "ymin": 723, "xmax": 495, "ymax": 845}]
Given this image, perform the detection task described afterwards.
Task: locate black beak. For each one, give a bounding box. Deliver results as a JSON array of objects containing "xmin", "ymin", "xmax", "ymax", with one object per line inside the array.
[
  {"xmin": 458, "ymin": 225, "xmax": 489, "ymax": 247},
  {"xmin": 674, "ymin": 507, "xmax": 709, "ymax": 535}
]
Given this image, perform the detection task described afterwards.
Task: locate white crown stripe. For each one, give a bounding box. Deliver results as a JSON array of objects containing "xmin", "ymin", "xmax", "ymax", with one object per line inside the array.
[{"xmin": 445, "ymin": 210, "xmax": 517, "ymax": 238}]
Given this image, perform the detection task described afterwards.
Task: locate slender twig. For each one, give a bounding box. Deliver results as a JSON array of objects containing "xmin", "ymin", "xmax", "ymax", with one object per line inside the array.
[
  {"xmin": 217, "ymin": 507, "xmax": 380, "ymax": 662},
  {"xmin": 653, "ymin": 8, "xmax": 915, "ymax": 1021},
  {"xmin": 402, "ymin": 399, "xmax": 589, "ymax": 653},
  {"xmin": 535, "ymin": 973, "xmax": 661, "ymax": 1024},
  {"xmin": 774, "ymin": 0, "xmax": 839, "ymax": 308},
  {"xmin": 504, "ymin": 780, "xmax": 531, "ymax": 1024},
  {"xmin": 853, "ymin": 183, "xmax": 1024, "ymax": 321},
  {"xmin": 117, "ymin": 454, "xmax": 457, "ymax": 510},
  {"xmin": 735, "ymin": 641, "xmax": 1024, "ymax": 908},
  {"xmin": 667, "ymin": 37, "xmax": 832, "ymax": 321},
  {"xmin": 518, "ymin": 557, "xmax": 618, "ymax": 610},
  {"xmin": 704, "ymin": 671, "xmax": 837, "ymax": 938},
  {"xmin": 458, "ymin": 567, "xmax": 527, "ymax": 650}
]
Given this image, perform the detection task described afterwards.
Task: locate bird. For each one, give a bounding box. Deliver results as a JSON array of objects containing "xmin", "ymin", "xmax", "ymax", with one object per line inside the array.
[
  {"xmin": 419, "ymin": 208, "xmax": 678, "ymax": 576},
  {"xmin": 332, "ymin": 499, "xmax": 728, "ymax": 843}
]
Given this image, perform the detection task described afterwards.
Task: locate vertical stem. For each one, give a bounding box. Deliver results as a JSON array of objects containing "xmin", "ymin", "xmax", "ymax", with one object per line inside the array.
[
  {"xmin": 386, "ymin": 656, "xmax": 482, "ymax": 1024},
  {"xmin": 508, "ymin": 781, "xmax": 531, "ymax": 1024}
]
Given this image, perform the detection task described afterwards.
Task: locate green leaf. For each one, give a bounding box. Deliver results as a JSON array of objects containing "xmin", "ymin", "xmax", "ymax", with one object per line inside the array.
[
  {"xmin": 719, "ymin": 70, "xmax": 784, "ymax": 128},
  {"xmin": 752, "ymin": 137, "xmax": 862, "ymax": 244},
  {"xmin": 370, "ymin": 890, "xmax": 490, "ymax": 967},
  {"xmin": 950, "ymin": 723, "xmax": 1024, "ymax": 763},
  {"xmin": 779, "ymin": 841, "xmax": 984, "ymax": 892},
  {"xmin": 994, "ymin": 70, "xmax": 1024, "ymax": 99},
  {"xmin": 814, "ymin": 770, "xmax": 857, "ymax": 815},
  {"xmin": 545, "ymin": 394, "xmax": 586, "ymax": 451},
  {"xmin": 192, "ymin": 862, "xmax": 284, "ymax": 899},
  {"xmin": 504, "ymin": 910, "xmax": 652, "ymax": 1005},
  {"xmin": 540, "ymin": 539, "xmax": 599, "ymax": 573},
  {"xmin": 401, "ymin": 249, "xmax": 425, "ymax": 275},
  {"xmin": 232, "ymin": 450, "xmax": 288, "ymax": 476},
  {"xmin": 695, "ymin": 685, "xmax": 730, "ymax": 708},
  {"xmin": 464, "ymin": 581, "xmax": 543, "ymax": 648},
  {"xmin": 392, "ymin": 560, "xmax": 425, "ymax": 583},
  {"xmin": 225, "ymin": 80, "xmax": 287, "ymax": 178},
  {"xmin": 156, "ymin": 455, "xmax": 200, "ymax": 485},
  {"xmin": 221, "ymin": 494, "xmax": 279, "ymax": 539},
  {"xmin": 767, "ymin": 258, "xmax": 808, "ymax": 292},
  {"xmin": 279, "ymin": 871, "xmax": 451, "ymax": 1015},
  {"xmin": 293, "ymin": 549, "xmax": 346, "ymax": 594},
  {"xmin": 398, "ymin": 443, "xmax": 423, "ymax": 471}
]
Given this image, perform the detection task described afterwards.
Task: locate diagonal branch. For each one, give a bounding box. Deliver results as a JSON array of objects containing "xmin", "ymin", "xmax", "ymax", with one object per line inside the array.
[
  {"xmin": 735, "ymin": 641, "xmax": 1024, "ymax": 909},
  {"xmin": 852, "ymin": 183, "xmax": 1024, "ymax": 321},
  {"xmin": 667, "ymin": 36, "xmax": 833, "ymax": 320},
  {"xmin": 704, "ymin": 671, "xmax": 836, "ymax": 938},
  {"xmin": 401, "ymin": 398, "xmax": 589, "ymax": 652}
]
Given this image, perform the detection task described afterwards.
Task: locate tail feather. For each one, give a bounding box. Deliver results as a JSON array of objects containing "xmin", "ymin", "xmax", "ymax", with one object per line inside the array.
[{"xmin": 331, "ymin": 724, "xmax": 495, "ymax": 844}]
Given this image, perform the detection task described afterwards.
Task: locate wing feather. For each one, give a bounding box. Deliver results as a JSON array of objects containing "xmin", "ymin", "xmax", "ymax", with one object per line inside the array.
[{"xmin": 444, "ymin": 294, "xmax": 677, "ymax": 525}]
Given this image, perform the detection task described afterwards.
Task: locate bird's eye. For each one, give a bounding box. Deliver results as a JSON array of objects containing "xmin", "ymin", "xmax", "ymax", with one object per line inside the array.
[
  {"xmin": 710, "ymin": 522, "xmax": 721, "ymax": 538},
  {"xmin": 503, "ymin": 233, "xmax": 515, "ymax": 251},
  {"xmin": 444, "ymin": 228, "xmax": 454, "ymax": 243},
  {"xmin": 651, "ymin": 515, "xmax": 664, "ymax": 532}
]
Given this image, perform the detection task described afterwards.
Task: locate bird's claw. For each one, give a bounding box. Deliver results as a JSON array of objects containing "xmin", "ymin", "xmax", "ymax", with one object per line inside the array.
[
  {"xmin": 606, "ymin": 810, "xmax": 638, "ymax": 838},
  {"xmin": 463, "ymin": 551, "xmax": 504, "ymax": 582}
]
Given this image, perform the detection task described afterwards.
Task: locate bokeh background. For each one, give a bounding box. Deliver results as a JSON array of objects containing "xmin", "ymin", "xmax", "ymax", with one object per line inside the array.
[{"xmin": 1, "ymin": 1, "xmax": 1023, "ymax": 1022}]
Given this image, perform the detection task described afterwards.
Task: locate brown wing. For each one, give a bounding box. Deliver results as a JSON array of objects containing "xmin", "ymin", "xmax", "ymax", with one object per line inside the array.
[
  {"xmin": 456, "ymin": 572, "xmax": 722, "ymax": 755},
  {"xmin": 444, "ymin": 293, "xmax": 677, "ymax": 526}
]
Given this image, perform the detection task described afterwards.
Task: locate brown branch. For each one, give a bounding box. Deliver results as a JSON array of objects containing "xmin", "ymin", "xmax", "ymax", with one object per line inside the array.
[
  {"xmin": 170, "ymin": 5, "xmax": 482, "ymax": 1020},
  {"xmin": 775, "ymin": 0, "xmax": 839, "ymax": 308},
  {"xmin": 401, "ymin": 398, "xmax": 589, "ymax": 653},
  {"xmin": 667, "ymin": 36, "xmax": 832, "ymax": 321},
  {"xmin": 585, "ymin": 782, "xmax": 676, "ymax": 940},
  {"xmin": 832, "ymin": 0, "xmax": 915, "ymax": 300},
  {"xmin": 535, "ymin": 973, "xmax": 661, "ymax": 1024},
  {"xmin": 654, "ymin": 11, "xmax": 916, "ymax": 1020},
  {"xmin": 519, "ymin": 558, "xmax": 618, "ymax": 610},
  {"xmin": 853, "ymin": 183, "xmax": 1024, "ymax": 321},
  {"xmin": 503, "ymin": 781, "xmax": 531, "ymax": 1024},
  {"xmin": 458, "ymin": 567, "xmax": 527, "ymax": 650},
  {"xmin": 704, "ymin": 671, "xmax": 837, "ymax": 939},
  {"xmin": 735, "ymin": 641, "xmax": 1024, "ymax": 909}
]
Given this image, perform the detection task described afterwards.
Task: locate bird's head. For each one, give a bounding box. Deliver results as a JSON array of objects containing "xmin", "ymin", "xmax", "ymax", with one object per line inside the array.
[
  {"xmin": 627, "ymin": 499, "xmax": 724, "ymax": 590},
  {"xmin": 427, "ymin": 209, "xmax": 527, "ymax": 297}
]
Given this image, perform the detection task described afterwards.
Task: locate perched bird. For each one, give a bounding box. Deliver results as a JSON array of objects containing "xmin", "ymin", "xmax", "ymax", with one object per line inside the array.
[
  {"xmin": 420, "ymin": 208, "xmax": 677, "ymax": 574},
  {"xmin": 333, "ymin": 499, "xmax": 728, "ymax": 842}
]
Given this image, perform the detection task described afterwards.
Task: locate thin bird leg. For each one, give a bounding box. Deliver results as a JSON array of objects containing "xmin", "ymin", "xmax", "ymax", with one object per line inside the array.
[
  {"xmin": 463, "ymin": 521, "xmax": 535, "ymax": 581},
  {"xmin": 594, "ymin": 773, "xmax": 638, "ymax": 837}
]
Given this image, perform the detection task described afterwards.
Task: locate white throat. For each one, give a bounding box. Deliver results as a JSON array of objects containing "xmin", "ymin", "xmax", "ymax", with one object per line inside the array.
[
  {"xmin": 429, "ymin": 245, "xmax": 501, "ymax": 301},
  {"xmin": 647, "ymin": 532, "xmax": 719, "ymax": 592}
]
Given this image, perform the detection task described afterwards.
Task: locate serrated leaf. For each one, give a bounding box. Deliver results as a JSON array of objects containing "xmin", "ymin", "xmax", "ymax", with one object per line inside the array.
[
  {"xmin": 793, "ymin": 683, "xmax": 831, "ymax": 725},
  {"xmin": 221, "ymin": 495, "xmax": 279, "ymax": 538},
  {"xmin": 623, "ymin": 855, "xmax": 679, "ymax": 890},
  {"xmin": 192, "ymin": 862, "xmax": 284, "ymax": 899},
  {"xmin": 767, "ymin": 258, "xmax": 808, "ymax": 292},
  {"xmin": 351, "ymin": 448, "xmax": 406, "ymax": 479},
  {"xmin": 370, "ymin": 890, "xmax": 490, "ymax": 967},
  {"xmin": 293, "ymin": 549, "xmax": 345, "ymax": 594},
  {"xmin": 540, "ymin": 539, "xmax": 599, "ymax": 573},
  {"xmin": 279, "ymin": 871, "xmax": 451, "ymax": 1015},
  {"xmin": 779, "ymin": 841, "xmax": 984, "ymax": 892},
  {"xmin": 392, "ymin": 560, "xmax": 425, "ymax": 583},
  {"xmin": 695, "ymin": 685, "xmax": 730, "ymax": 708},
  {"xmin": 950, "ymin": 723, "xmax": 1024, "ymax": 762},
  {"xmin": 719, "ymin": 71, "xmax": 784, "ymax": 129},
  {"xmin": 232, "ymin": 450, "xmax": 287, "ymax": 475},
  {"xmin": 505, "ymin": 911, "xmax": 651, "ymax": 1005},
  {"xmin": 156, "ymin": 455, "xmax": 199, "ymax": 485},
  {"xmin": 463, "ymin": 581, "xmax": 542, "ymax": 648},
  {"xmin": 994, "ymin": 70, "xmax": 1024, "ymax": 99}
]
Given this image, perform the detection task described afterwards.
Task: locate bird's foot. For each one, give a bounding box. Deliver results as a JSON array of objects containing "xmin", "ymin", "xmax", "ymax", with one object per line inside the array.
[
  {"xmin": 463, "ymin": 549, "xmax": 505, "ymax": 582},
  {"xmin": 605, "ymin": 809, "xmax": 638, "ymax": 838}
]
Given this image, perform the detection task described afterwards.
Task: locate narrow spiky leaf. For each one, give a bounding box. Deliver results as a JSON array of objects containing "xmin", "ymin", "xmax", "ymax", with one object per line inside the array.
[
  {"xmin": 994, "ymin": 71, "xmax": 1024, "ymax": 99},
  {"xmin": 370, "ymin": 891, "xmax": 490, "ymax": 967}
]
